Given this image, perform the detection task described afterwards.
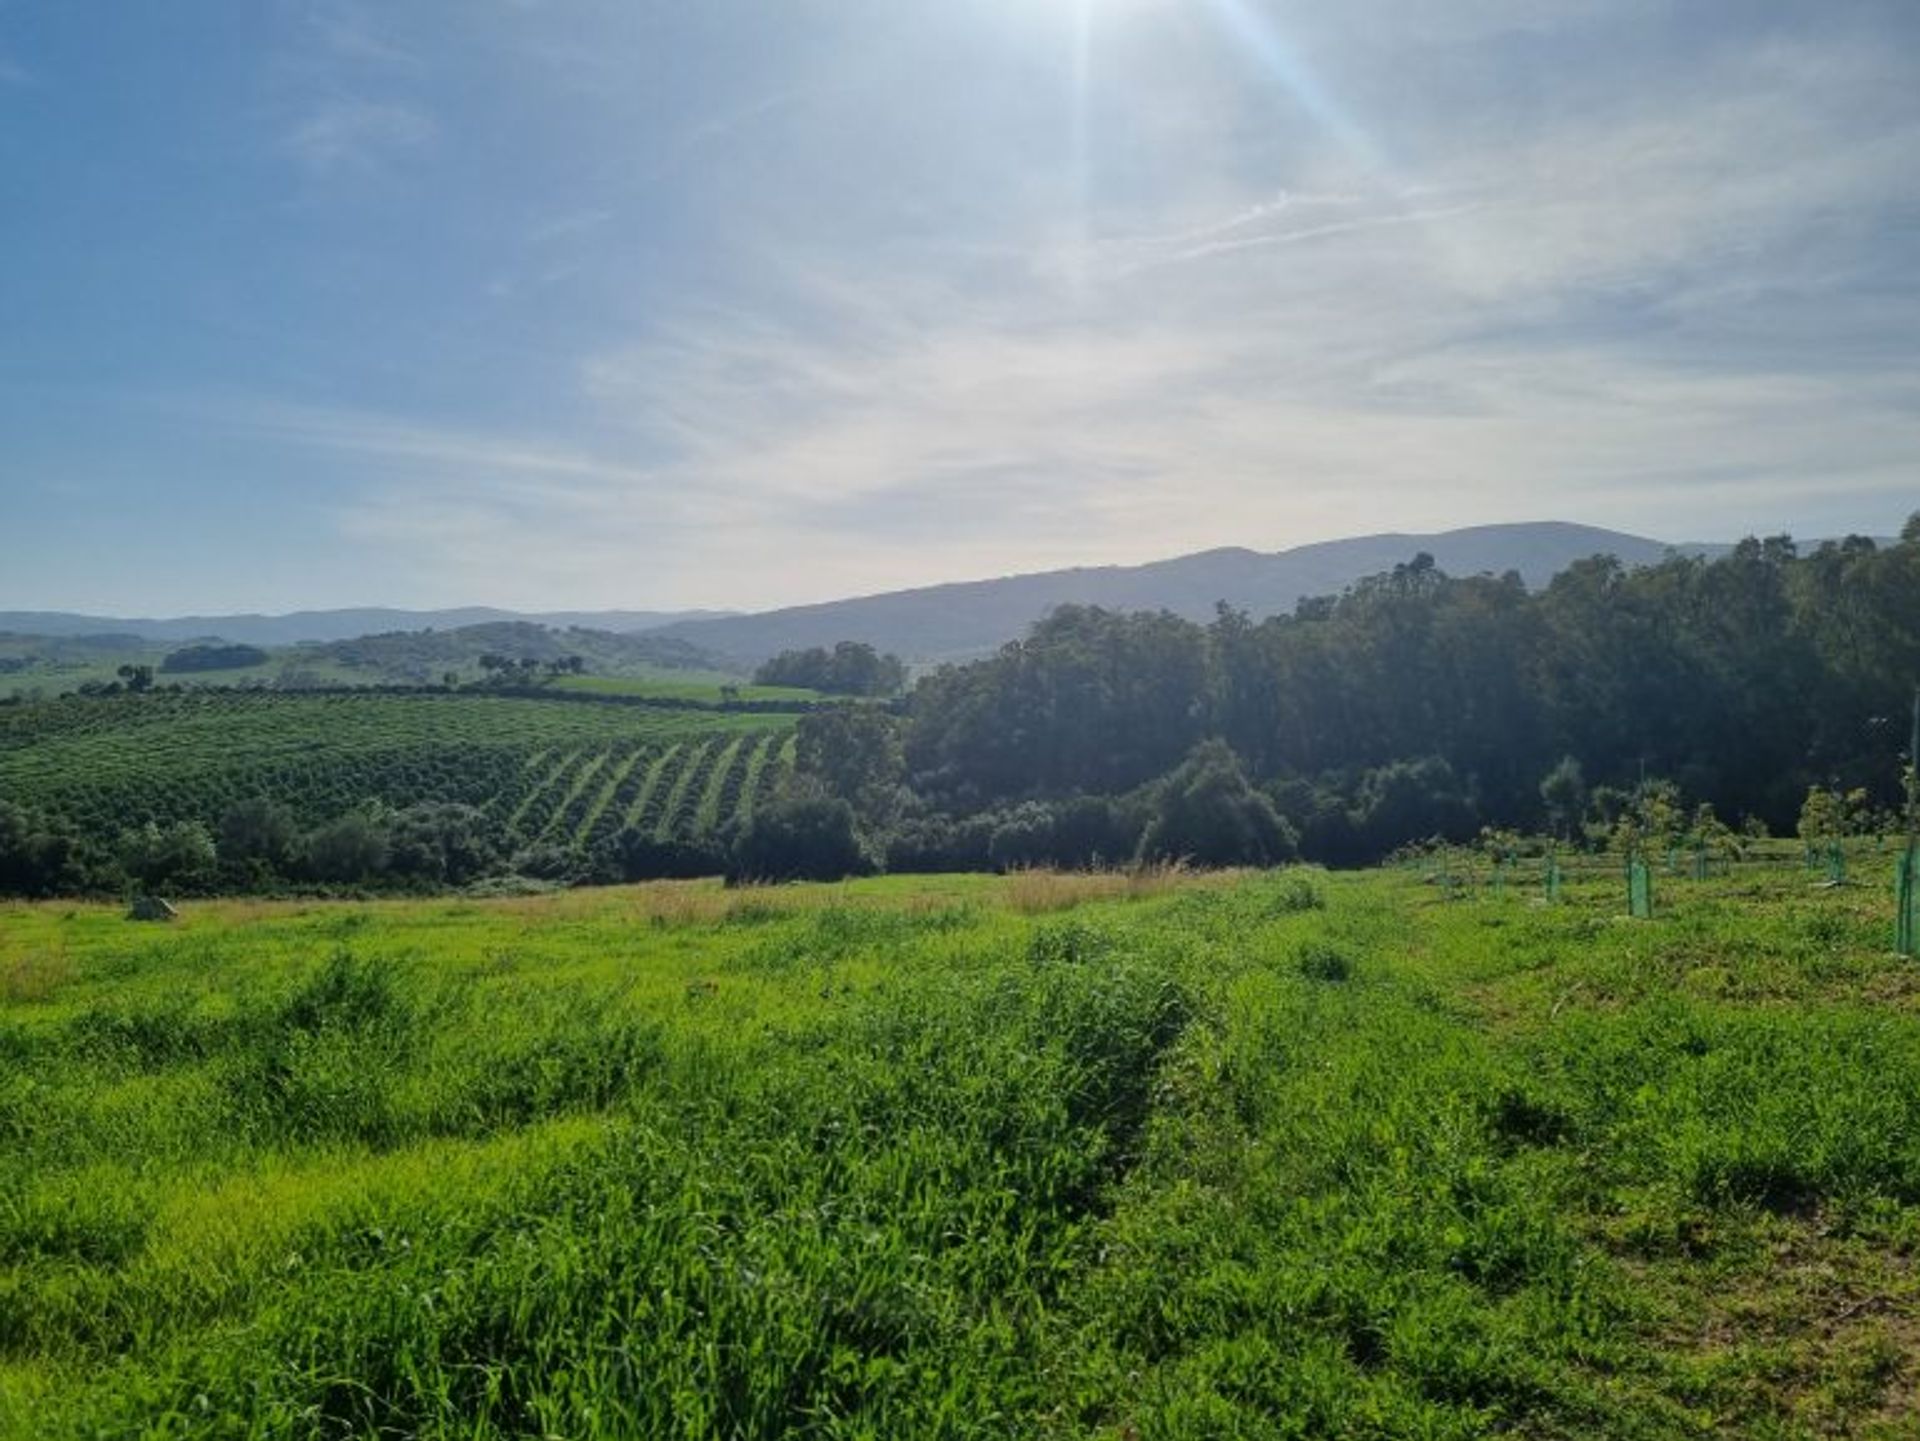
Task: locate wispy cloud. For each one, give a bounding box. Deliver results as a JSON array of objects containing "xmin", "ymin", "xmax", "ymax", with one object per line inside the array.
[
  {"xmin": 34, "ymin": 0, "xmax": 1912, "ymax": 614},
  {"xmin": 207, "ymin": 399, "xmax": 673, "ymax": 501},
  {"xmin": 527, "ymin": 209, "xmax": 614, "ymax": 244},
  {"xmin": 1118, "ymin": 201, "xmax": 1486, "ymax": 274},
  {"xmin": 299, "ymin": 0, "xmax": 421, "ymax": 70},
  {"xmin": 238, "ymin": 6, "xmax": 1920, "ymax": 610},
  {"xmin": 522, "ymin": 22, "xmax": 1920, "ymax": 603},
  {"xmin": 284, "ymin": 97, "xmax": 434, "ymax": 176}
]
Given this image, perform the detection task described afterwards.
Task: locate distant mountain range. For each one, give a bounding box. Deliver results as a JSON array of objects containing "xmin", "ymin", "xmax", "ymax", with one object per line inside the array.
[
  {"xmin": 0, "ymin": 606, "xmax": 732, "ymax": 647},
  {"xmin": 7, "ymin": 521, "xmax": 1834, "ymax": 668},
  {"xmin": 640, "ymin": 522, "xmax": 1715, "ymax": 666}
]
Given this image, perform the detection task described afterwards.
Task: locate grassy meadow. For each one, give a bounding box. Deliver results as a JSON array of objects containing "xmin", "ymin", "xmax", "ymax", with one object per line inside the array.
[{"xmin": 2, "ymin": 863, "xmax": 1917, "ymax": 1437}]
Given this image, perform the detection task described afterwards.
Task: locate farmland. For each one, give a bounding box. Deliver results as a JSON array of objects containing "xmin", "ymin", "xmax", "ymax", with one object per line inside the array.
[
  {"xmin": 0, "ymin": 620, "xmax": 749, "ymax": 700},
  {"xmin": 550, "ymin": 674, "xmax": 821, "ymax": 704},
  {"xmin": 2, "ymin": 864, "xmax": 1916, "ymax": 1438},
  {"xmin": 0, "ymin": 691, "xmax": 796, "ymax": 861}
]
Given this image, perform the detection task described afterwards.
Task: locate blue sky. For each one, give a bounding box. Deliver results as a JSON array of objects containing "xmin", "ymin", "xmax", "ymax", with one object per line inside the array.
[{"xmin": 2, "ymin": 0, "xmax": 1917, "ymax": 614}]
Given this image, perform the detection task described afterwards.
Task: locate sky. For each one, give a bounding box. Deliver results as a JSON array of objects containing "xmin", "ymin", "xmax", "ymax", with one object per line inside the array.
[{"xmin": 2, "ymin": 0, "xmax": 1918, "ymax": 616}]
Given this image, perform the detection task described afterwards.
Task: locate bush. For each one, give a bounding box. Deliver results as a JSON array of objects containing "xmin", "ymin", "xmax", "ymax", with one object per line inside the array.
[
  {"xmin": 1296, "ymin": 941, "xmax": 1353, "ymax": 982},
  {"xmin": 303, "ymin": 809, "xmax": 391, "ymax": 884},
  {"xmin": 118, "ymin": 820, "xmax": 219, "ymax": 892},
  {"xmin": 389, "ymin": 803, "xmax": 496, "ymax": 884},
  {"xmin": 1349, "ymin": 756, "xmax": 1479, "ymax": 860},
  {"xmin": 0, "ymin": 801, "xmax": 85, "ymax": 897},
  {"xmin": 219, "ymin": 798, "xmax": 300, "ymax": 873},
  {"xmin": 607, "ymin": 833, "xmax": 721, "ymax": 882},
  {"xmin": 726, "ymin": 796, "xmax": 871, "ymax": 883},
  {"xmin": 984, "ymin": 796, "xmax": 1141, "ymax": 872},
  {"xmin": 986, "ymin": 803, "xmax": 1060, "ymax": 872},
  {"xmin": 882, "ymin": 812, "xmax": 994, "ymax": 873},
  {"xmin": 1266, "ymin": 775, "xmax": 1361, "ymax": 865},
  {"xmin": 508, "ymin": 841, "xmax": 585, "ymax": 884},
  {"xmin": 1138, "ymin": 740, "xmax": 1297, "ymax": 868}
]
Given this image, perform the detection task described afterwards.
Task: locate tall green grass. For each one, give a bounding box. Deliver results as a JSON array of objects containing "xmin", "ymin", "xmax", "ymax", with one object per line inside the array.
[{"xmin": 2, "ymin": 866, "xmax": 1916, "ymax": 1437}]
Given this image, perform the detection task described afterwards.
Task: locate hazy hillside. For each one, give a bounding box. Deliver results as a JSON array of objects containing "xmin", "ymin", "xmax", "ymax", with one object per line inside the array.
[
  {"xmin": 0, "ymin": 622, "xmax": 738, "ymax": 698},
  {"xmin": 0, "ymin": 607, "xmax": 733, "ymax": 647},
  {"xmin": 31, "ymin": 520, "xmax": 1878, "ymax": 675},
  {"xmin": 644, "ymin": 522, "xmax": 1703, "ymax": 666},
  {"xmin": 303, "ymin": 621, "xmax": 728, "ymax": 684}
]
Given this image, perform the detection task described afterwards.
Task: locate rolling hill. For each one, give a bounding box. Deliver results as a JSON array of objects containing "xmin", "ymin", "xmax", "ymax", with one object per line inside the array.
[
  {"xmin": 640, "ymin": 522, "xmax": 1706, "ymax": 666},
  {"xmin": 0, "ymin": 606, "xmax": 732, "ymax": 647},
  {"xmin": 14, "ymin": 520, "xmax": 1832, "ymax": 674}
]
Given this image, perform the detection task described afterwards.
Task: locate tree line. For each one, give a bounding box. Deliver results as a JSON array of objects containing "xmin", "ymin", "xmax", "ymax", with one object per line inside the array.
[
  {"xmin": 753, "ymin": 641, "xmax": 906, "ymax": 696},
  {"xmin": 3, "ymin": 521, "xmax": 1916, "ymax": 895},
  {"xmin": 728, "ymin": 519, "xmax": 1920, "ymax": 877}
]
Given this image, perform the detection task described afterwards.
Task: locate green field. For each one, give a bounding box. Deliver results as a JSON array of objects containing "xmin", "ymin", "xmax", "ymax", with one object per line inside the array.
[
  {"xmin": 550, "ymin": 674, "xmax": 821, "ymax": 704},
  {"xmin": 0, "ymin": 691, "xmax": 795, "ymax": 854},
  {"xmin": 0, "ymin": 633, "xmax": 757, "ymax": 700},
  {"xmin": 0, "ymin": 653, "xmax": 370, "ymax": 700},
  {"xmin": 2, "ymin": 864, "xmax": 1916, "ymax": 1437}
]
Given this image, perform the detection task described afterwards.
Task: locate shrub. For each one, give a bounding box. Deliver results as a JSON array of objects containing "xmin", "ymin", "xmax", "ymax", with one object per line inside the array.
[
  {"xmin": 117, "ymin": 820, "xmax": 219, "ymax": 892},
  {"xmin": 0, "ymin": 801, "xmax": 85, "ymax": 897},
  {"xmin": 509, "ymin": 841, "xmax": 584, "ymax": 883},
  {"xmin": 1138, "ymin": 740, "xmax": 1297, "ymax": 868},
  {"xmin": 608, "ymin": 833, "xmax": 721, "ymax": 882},
  {"xmin": 303, "ymin": 809, "xmax": 391, "ymax": 883},
  {"xmin": 389, "ymin": 802, "xmax": 496, "ymax": 884},
  {"xmin": 219, "ymin": 797, "xmax": 300, "ymax": 873},
  {"xmin": 883, "ymin": 812, "xmax": 994, "ymax": 873},
  {"xmin": 725, "ymin": 796, "xmax": 871, "ymax": 883},
  {"xmin": 1296, "ymin": 941, "xmax": 1353, "ymax": 982}
]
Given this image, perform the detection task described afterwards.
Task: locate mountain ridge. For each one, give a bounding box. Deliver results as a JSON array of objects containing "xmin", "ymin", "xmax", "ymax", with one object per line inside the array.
[
  {"xmin": 13, "ymin": 520, "xmax": 1879, "ymax": 664},
  {"xmin": 637, "ymin": 521, "xmax": 1716, "ymax": 666}
]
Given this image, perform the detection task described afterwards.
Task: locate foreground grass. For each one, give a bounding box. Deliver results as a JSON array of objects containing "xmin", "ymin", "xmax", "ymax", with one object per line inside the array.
[{"xmin": 1, "ymin": 865, "xmax": 1916, "ymax": 1437}]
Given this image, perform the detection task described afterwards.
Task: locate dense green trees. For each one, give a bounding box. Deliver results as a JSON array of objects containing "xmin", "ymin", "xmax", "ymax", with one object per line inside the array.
[
  {"xmin": 161, "ymin": 643, "xmax": 270, "ymax": 673},
  {"xmin": 909, "ymin": 606, "xmax": 1209, "ymax": 803},
  {"xmin": 118, "ymin": 820, "xmax": 218, "ymax": 891},
  {"xmin": 0, "ymin": 801, "xmax": 84, "ymax": 896},
  {"xmin": 794, "ymin": 706, "xmax": 906, "ymax": 828},
  {"xmin": 1137, "ymin": 741, "xmax": 1296, "ymax": 867},
  {"xmin": 753, "ymin": 641, "xmax": 906, "ymax": 696},
  {"xmin": 220, "ymin": 798, "xmax": 300, "ymax": 873},
  {"xmin": 304, "ymin": 809, "xmax": 392, "ymax": 883},
  {"xmin": 388, "ymin": 803, "xmax": 496, "ymax": 884},
  {"xmin": 888, "ymin": 521, "xmax": 1920, "ymax": 866},
  {"xmin": 724, "ymin": 796, "xmax": 871, "ymax": 882}
]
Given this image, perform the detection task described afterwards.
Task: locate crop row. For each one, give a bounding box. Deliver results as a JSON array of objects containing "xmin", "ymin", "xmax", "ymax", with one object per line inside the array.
[
  {"xmin": 0, "ymin": 691, "xmax": 794, "ymax": 851},
  {"xmin": 0, "ymin": 692, "xmax": 772, "ymax": 786},
  {"xmin": 495, "ymin": 732, "xmax": 794, "ymax": 852}
]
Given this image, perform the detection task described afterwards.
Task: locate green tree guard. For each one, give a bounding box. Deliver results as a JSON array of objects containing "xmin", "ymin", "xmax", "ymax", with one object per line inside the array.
[
  {"xmin": 1898, "ymin": 846, "xmax": 1916, "ymax": 958},
  {"xmin": 1628, "ymin": 853, "xmax": 1653, "ymax": 919},
  {"xmin": 1827, "ymin": 842, "xmax": 1847, "ymax": 886},
  {"xmin": 1545, "ymin": 854, "xmax": 1562, "ymax": 903}
]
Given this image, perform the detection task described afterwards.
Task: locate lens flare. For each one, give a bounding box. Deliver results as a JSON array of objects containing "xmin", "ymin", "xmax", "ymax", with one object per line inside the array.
[{"xmin": 1203, "ymin": 0, "xmax": 1388, "ymax": 177}]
